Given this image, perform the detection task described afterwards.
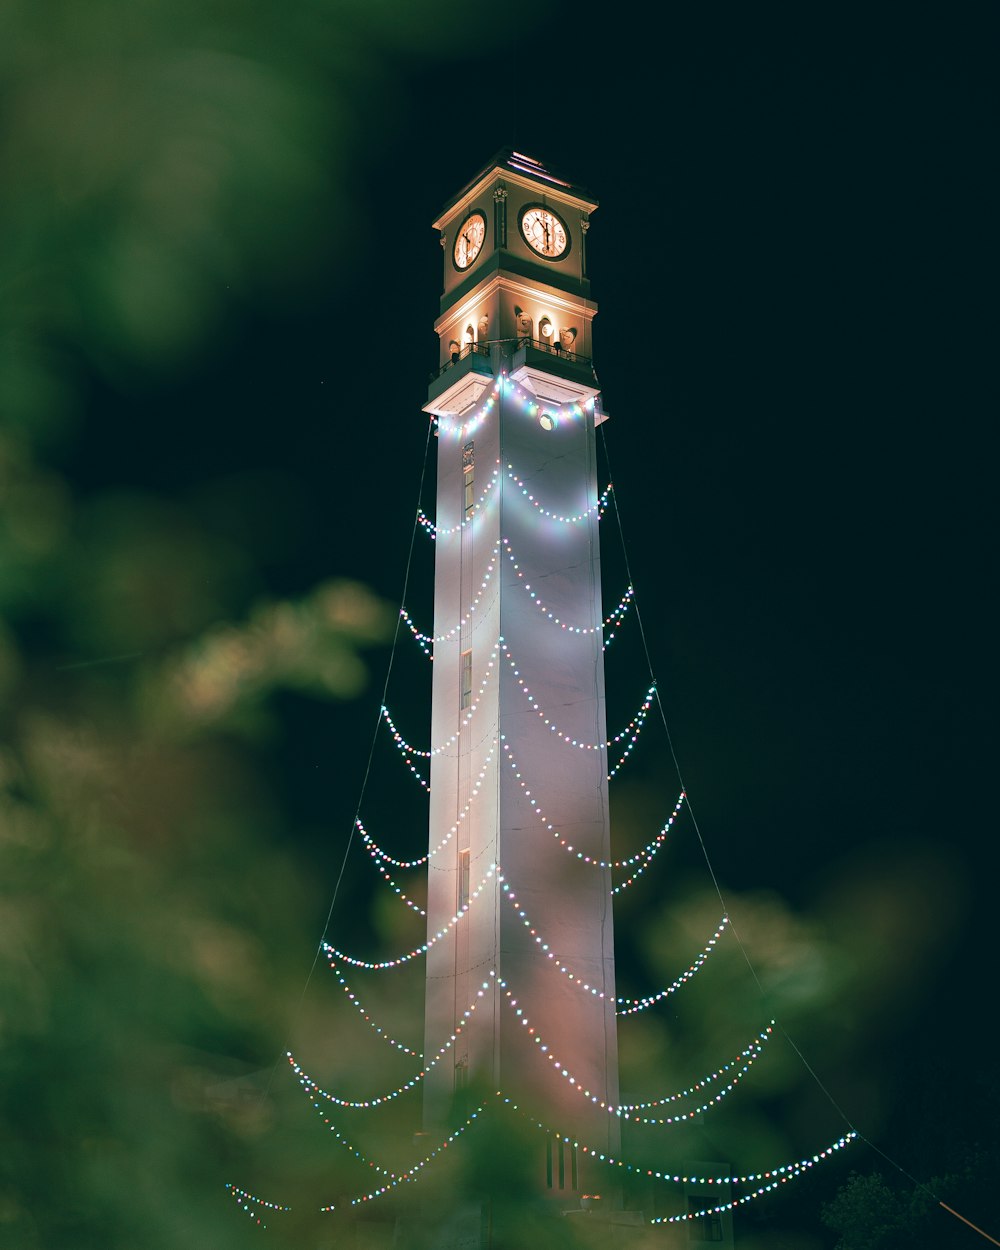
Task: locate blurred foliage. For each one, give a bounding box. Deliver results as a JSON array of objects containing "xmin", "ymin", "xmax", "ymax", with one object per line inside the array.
[
  {"xmin": 0, "ymin": 0, "xmax": 479, "ymax": 402},
  {"xmin": 0, "ymin": 1, "xmax": 502, "ymax": 1246},
  {"xmin": 822, "ymin": 1153, "xmax": 1000, "ymax": 1250}
]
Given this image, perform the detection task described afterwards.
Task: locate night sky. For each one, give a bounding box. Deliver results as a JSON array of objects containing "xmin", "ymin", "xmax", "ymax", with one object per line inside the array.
[{"xmin": 63, "ymin": 4, "xmax": 995, "ymax": 1242}]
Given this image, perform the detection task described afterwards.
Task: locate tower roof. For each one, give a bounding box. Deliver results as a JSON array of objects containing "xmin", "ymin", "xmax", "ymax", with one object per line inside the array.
[{"xmin": 433, "ymin": 149, "xmax": 598, "ymax": 230}]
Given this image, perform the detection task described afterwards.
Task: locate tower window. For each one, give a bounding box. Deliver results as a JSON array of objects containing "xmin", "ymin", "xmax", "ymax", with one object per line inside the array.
[
  {"xmin": 462, "ymin": 441, "xmax": 475, "ymax": 517},
  {"xmin": 460, "ymin": 650, "xmax": 472, "ymax": 710},
  {"xmin": 458, "ymin": 848, "xmax": 470, "ymax": 909},
  {"xmin": 545, "ymin": 1136, "xmax": 579, "ymax": 1191}
]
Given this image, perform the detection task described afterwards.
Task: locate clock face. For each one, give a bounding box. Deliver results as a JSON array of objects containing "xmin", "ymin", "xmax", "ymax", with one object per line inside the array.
[
  {"xmin": 519, "ymin": 206, "xmax": 569, "ymax": 259},
  {"xmin": 453, "ymin": 212, "xmax": 486, "ymax": 270}
]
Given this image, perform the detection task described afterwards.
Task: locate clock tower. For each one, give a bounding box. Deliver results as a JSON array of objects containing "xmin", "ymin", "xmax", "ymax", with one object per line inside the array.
[{"xmin": 421, "ymin": 151, "xmax": 620, "ymax": 1197}]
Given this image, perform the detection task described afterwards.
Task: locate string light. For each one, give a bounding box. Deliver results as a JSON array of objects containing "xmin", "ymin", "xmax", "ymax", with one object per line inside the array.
[
  {"xmin": 340, "ymin": 1102, "xmax": 489, "ymax": 1207},
  {"xmin": 617, "ymin": 1132, "xmax": 857, "ymax": 1189},
  {"xmin": 382, "ymin": 641, "xmax": 651, "ymax": 773},
  {"xmin": 607, "ymin": 688, "xmax": 654, "ymax": 778},
  {"xmin": 614, "ymin": 1028, "xmax": 773, "ymax": 1124},
  {"xmin": 224, "ymin": 1183, "xmax": 290, "ymax": 1228},
  {"xmin": 493, "ymin": 976, "xmax": 769, "ymax": 1123},
  {"xmin": 501, "ymin": 539, "xmax": 634, "ymax": 647},
  {"xmin": 616, "ymin": 917, "xmax": 731, "ymax": 1015},
  {"xmin": 618, "ymin": 1026, "xmax": 774, "ymax": 1111},
  {"xmin": 383, "ymin": 736, "xmax": 431, "ymax": 792},
  {"xmin": 491, "ymin": 1093, "xmax": 857, "ymax": 1214},
  {"xmin": 417, "ymin": 463, "xmax": 500, "ymax": 539},
  {"xmin": 501, "ymin": 640, "xmax": 655, "ymax": 770},
  {"xmin": 400, "ymin": 537, "xmax": 634, "ymax": 658},
  {"xmin": 437, "ymin": 384, "xmax": 500, "ymax": 441},
  {"xmin": 306, "ymin": 1086, "xmax": 856, "ymax": 1221},
  {"xmin": 359, "ymin": 738, "xmax": 498, "ymax": 869},
  {"xmin": 303, "ymin": 1099, "xmax": 399, "ymax": 1180},
  {"xmin": 400, "ymin": 540, "xmax": 502, "ymax": 654},
  {"xmin": 321, "ymin": 862, "xmax": 496, "ymax": 970},
  {"xmin": 501, "ymin": 738, "xmax": 683, "ymax": 877},
  {"xmin": 328, "ymin": 959, "xmax": 423, "ymax": 1057},
  {"xmin": 498, "ymin": 876, "xmax": 610, "ymax": 1000},
  {"xmin": 609, "ymin": 799, "xmax": 681, "ymax": 893},
  {"xmin": 418, "ymin": 466, "xmax": 609, "ymax": 541},
  {"xmin": 288, "ymin": 979, "xmax": 492, "ymax": 1110},
  {"xmin": 356, "ymin": 822, "xmax": 426, "ymax": 916},
  {"xmin": 500, "ymin": 374, "xmax": 594, "ymax": 429},
  {"xmin": 649, "ymin": 1134, "xmax": 859, "ymax": 1225},
  {"xmin": 504, "ymin": 466, "xmax": 612, "ymax": 524},
  {"xmin": 381, "ymin": 643, "xmax": 499, "ymax": 759}
]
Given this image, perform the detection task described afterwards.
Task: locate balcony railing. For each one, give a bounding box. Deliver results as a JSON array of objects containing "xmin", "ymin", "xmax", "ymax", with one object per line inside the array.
[{"xmin": 431, "ymin": 337, "xmax": 592, "ymax": 381}]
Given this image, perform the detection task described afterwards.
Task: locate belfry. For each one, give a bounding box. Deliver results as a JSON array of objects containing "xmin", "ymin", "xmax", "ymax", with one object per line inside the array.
[{"xmin": 421, "ymin": 150, "xmax": 621, "ymax": 1189}]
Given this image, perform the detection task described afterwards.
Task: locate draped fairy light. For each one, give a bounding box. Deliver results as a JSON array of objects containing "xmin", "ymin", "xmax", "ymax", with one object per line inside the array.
[
  {"xmin": 224, "ymin": 1184, "xmax": 290, "ymax": 1227},
  {"xmin": 381, "ymin": 642, "xmax": 652, "ymax": 776},
  {"xmin": 497, "ymin": 880, "xmax": 726, "ymax": 1014},
  {"xmin": 618, "ymin": 1026, "xmax": 774, "ymax": 1112},
  {"xmin": 337, "ymin": 1102, "xmax": 489, "ymax": 1208},
  {"xmin": 504, "ymin": 465, "xmax": 612, "ymax": 523},
  {"xmin": 288, "ymin": 978, "xmax": 492, "ymax": 1111},
  {"xmin": 306, "ymin": 1103, "xmax": 399, "ymax": 1178},
  {"xmin": 359, "ymin": 739, "xmax": 498, "ymax": 870},
  {"xmin": 649, "ymin": 1134, "xmax": 859, "ymax": 1225},
  {"xmin": 400, "ymin": 537, "xmax": 634, "ymax": 658},
  {"xmin": 381, "ymin": 643, "xmax": 499, "ymax": 759},
  {"xmin": 608, "ymin": 799, "xmax": 681, "ymax": 893},
  {"xmin": 289, "ymin": 1051, "xmax": 423, "ymax": 1112},
  {"xmin": 614, "ymin": 1028, "xmax": 773, "ymax": 1125},
  {"xmin": 498, "ymin": 875, "xmax": 610, "ymax": 999},
  {"xmin": 328, "ymin": 958, "xmax": 423, "ymax": 1058},
  {"xmin": 495, "ymin": 882, "xmax": 727, "ymax": 1017},
  {"xmin": 417, "ymin": 466, "xmax": 609, "ymax": 541},
  {"xmin": 501, "ymin": 639, "xmax": 655, "ymax": 768},
  {"xmin": 616, "ymin": 916, "xmax": 731, "ymax": 1015},
  {"xmin": 233, "ymin": 1086, "xmax": 856, "ymax": 1222},
  {"xmin": 501, "ymin": 538, "xmax": 634, "ymax": 647},
  {"xmin": 492, "ymin": 1092, "xmax": 858, "ymax": 1216},
  {"xmin": 314, "ymin": 1087, "xmax": 856, "ymax": 1219},
  {"xmin": 356, "ymin": 821, "xmax": 426, "ymax": 916},
  {"xmin": 431, "ymin": 372, "xmax": 595, "ymax": 448},
  {"xmin": 494, "ymin": 975, "xmax": 769, "ymax": 1123},
  {"xmin": 607, "ymin": 686, "xmax": 655, "ymax": 777},
  {"xmin": 436, "ymin": 384, "xmax": 500, "ymax": 441},
  {"xmin": 501, "ymin": 737, "xmax": 684, "ymax": 879},
  {"xmin": 417, "ymin": 462, "xmax": 500, "ymax": 539},
  {"xmin": 500, "ymin": 373, "xmax": 595, "ymax": 429},
  {"xmin": 383, "ymin": 735, "xmax": 431, "ymax": 792},
  {"xmin": 321, "ymin": 862, "xmax": 496, "ymax": 970},
  {"xmin": 400, "ymin": 539, "xmax": 502, "ymax": 654}
]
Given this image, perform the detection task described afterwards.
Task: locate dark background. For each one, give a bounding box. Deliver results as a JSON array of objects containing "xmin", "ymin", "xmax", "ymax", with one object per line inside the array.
[{"xmin": 2, "ymin": 3, "xmax": 995, "ymax": 1247}]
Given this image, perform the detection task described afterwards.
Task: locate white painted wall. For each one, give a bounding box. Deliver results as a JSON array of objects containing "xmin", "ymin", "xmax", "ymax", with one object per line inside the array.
[{"xmin": 423, "ymin": 355, "xmax": 621, "ymax": 1180}]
